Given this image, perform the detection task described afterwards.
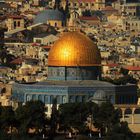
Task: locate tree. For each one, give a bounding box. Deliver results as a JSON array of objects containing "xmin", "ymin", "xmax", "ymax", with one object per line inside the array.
[
  {"xmin": 120, "ymin": 67, "xmax": 129, "ymax": 76},
  {"xmin": 15, "ymin": 100, "xmax": 47, "ymax": 136},
  {"xmin": 0, "ymin": 106, "xmax": 16, "ymax": 134},
  {"xmin": 54, "ymin": 0, "xmax": 61, "ymax": 9},
  {"xmin": 49, "ymin": 98, "xmax": 59, "ymax": 140},
  {"xmin": 64, "ymin": 0, "xmax": 70, "ymax": 19},
  {"xmin": 113, "ymin": 75, "xmax": 138, "ymax": 85},
  {"xmin": 59, "ymin": 102, "xmax": 98, "ymax": 133},
  {"xmin": 105, "ymin": 122, "xmax": 134, "ymax": 140},
  {"xmin": 94, "ymin": 102, "xmax": 120, "ymax": 135}
]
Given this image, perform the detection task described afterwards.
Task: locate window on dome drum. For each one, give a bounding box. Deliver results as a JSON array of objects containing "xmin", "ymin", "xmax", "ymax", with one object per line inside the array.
[
  {"xmin": 86, "ymin": 3, "xmax": 88, "ymax": 6},
  {"xmin": 57, "ymin": 69, "xmax": 59, "ymax": 76},
  {"xmin": 91, "ymin": 3, "xmax": 94, "ymax": 6}
]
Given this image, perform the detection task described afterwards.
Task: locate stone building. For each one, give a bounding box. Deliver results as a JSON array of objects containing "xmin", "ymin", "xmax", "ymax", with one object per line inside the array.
[{"xmin": 6, "ymin": 15, "xmax": 25, "ymax": 31}]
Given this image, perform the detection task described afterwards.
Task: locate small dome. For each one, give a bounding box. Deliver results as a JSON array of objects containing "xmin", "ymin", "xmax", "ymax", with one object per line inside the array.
[
  {"xmin": 34, "ymin": 9, "xmax": 64, "ymax": 24},
  {"xmin": 48, "ymin": 32, "xmax": 101, "ymax": 66}
]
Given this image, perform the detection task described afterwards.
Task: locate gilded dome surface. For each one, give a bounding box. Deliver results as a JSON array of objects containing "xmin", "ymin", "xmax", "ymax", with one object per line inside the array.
[{"xmin": 48, "ymin": 32, "xmax": 101, "ymax": 66}]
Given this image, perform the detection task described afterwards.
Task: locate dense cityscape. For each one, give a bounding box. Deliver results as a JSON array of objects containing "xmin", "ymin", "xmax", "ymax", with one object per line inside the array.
[{"xmin": 0, "ymin": 0, "xmax": 140, "ymax": 139}]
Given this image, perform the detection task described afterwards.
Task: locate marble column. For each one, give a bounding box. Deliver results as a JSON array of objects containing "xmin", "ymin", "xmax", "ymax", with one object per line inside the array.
[
  {"xmin": 121, "ymin": 108, "xmax": 126, "ymax": 122},
  {"xmin": 131, "ymin": 108, "xmax": 136, "ymax": 125}
]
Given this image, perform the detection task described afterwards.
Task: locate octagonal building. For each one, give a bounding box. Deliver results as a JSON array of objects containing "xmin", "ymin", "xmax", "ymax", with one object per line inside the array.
[{"xmin": 12, "ymin": 32, "xmax": 137, "ymax": 117}]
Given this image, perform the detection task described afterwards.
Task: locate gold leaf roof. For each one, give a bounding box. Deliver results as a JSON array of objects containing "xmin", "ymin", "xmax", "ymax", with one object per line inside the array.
[{"xmin": 48, "ymin": 32, "xmax": 101, "ymax": 66}]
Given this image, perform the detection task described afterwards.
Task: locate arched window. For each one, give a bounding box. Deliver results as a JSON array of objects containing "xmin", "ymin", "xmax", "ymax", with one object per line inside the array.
[
  {"xmin": 69, "ymin": 96, "xmax": 74, "ymax": 103},
  {"xmin": 75, "ymin": 96, "xmax": 81, "ymax": 102},
  {"xmin": 38, "ymin": 95, "xmax": 42, "ymax": 101},
  {"xmin": 45, "ymin": 96, "xmax": 49, "ymax": 103},
  {"xmin": 50, "ymin": 96, "xmax": 54, "ymax": 104},
  {"xmin": 26, "ymin": 95, "xmax": 31, "ymax": 101},
  {"xmin": 82, "ymin": 96, "xmax": 86, "ymax": 102},
  {"xmin": 32, "ymin": 95, "xmax": 36, "ymax": 101},
  {"xmin": 62, "ymin": 96, "xmax": 66, "ymax": 104},
  {"xmin": 56, "ymin": 96, "xmax": 60, "ymax": 104}
]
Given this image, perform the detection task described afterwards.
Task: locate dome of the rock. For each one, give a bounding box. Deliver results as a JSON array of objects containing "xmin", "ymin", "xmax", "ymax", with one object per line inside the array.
[{"xmin": 48, "ymin": 32, "xmax": 101, "ymax": 67}]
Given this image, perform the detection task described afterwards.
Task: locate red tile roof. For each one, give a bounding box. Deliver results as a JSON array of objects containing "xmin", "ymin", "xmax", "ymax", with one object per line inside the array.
[
  {"xmin": 8, "ymin": 15, "xmax": 24, "ymax": 19},
  {"xmin": 78, "ymin": 0, "xmax": 95, "ymax": 2},
  {"xmin": 32, "ymin": 43, "xmax": 40, "ymax": 46},
  {"xmin": 123, "ymin": 66, "xmax": 140, "ymax": 71},
  {"xmin": 104, "ymin": 63, "xmax": 119, "ymax": 67},
  {"xmin": 42, "ymin": 46, "xmax": 51, "ymax": 49},
  {"xmin": 102, "ymin": 6, "xmax": 118, "ymax": 11},
  {"xmin": 79, "ymin": 16, "xmax": 99, "ymax": 21},
  {"xmin": 10, "ymin": 58, "xmax": 23, "ymax": 65}
]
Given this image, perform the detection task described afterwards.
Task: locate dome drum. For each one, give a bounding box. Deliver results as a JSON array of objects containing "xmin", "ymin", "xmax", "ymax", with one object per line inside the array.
[
  {"xmin": 48, "ymin": 66, "xmax": 101, "ymax": 80},
  {"xmin": 48, "ymin": 32, "xmax": 101, "ymax": 80}
]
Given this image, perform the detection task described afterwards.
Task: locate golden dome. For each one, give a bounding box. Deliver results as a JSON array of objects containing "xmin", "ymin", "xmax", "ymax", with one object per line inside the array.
[{"xmin": 48, "ymin": 32, "xmax": 101, "ymax": 66}]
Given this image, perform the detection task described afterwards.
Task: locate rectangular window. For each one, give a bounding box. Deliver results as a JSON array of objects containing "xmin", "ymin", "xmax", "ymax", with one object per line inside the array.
[
  {"xmin": 18, "ymin": 21, "xmax": 20, "ymax": 27},
  {"xmin": 35, "ymin": 39, "xmax": 41, "ymax": 43},
  {"xmin": 14, "ymin": 21, "xmax": 16, "ymax": 28}
]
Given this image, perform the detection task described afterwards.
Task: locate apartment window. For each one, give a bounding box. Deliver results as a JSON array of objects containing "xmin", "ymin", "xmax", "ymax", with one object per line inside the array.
[
  {"xmin": 134, "ymin": 12, "xmax": 136, "ymax": 16},
  {"xmin": 35, "ymin": 39, "xmax": 41, "ymax": 43},
  {"xmin": 55, "ymin": 22, "xmax": 57, "ymax": 27},
  {"xmin": 14, "ymin": 21, "xmax": 16, "ymax": 28},
  {"xmin": 18, "ymin": 21, "xmax": 20, "ymax": 27}
]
